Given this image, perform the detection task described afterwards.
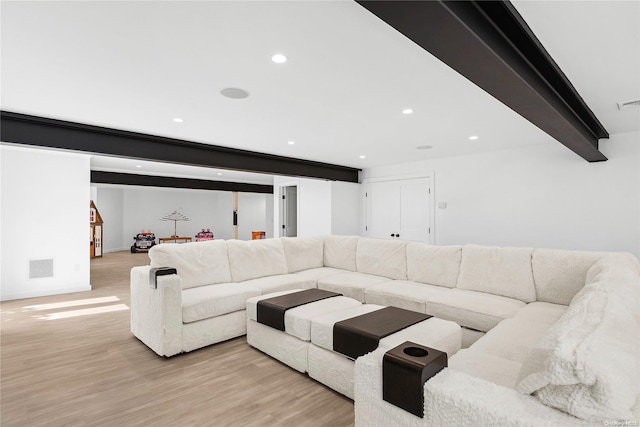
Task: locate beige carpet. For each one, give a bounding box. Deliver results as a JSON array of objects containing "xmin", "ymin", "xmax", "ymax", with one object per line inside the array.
[{"xmin": 0, "ymin": 250, "xmax": 354, "ymax": 427}]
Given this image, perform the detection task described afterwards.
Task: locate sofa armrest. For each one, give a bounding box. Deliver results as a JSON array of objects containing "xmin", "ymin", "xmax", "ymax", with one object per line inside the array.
[
  {"xmin": 355, "ymin": 346, "xmax": 597, "ymax": 427},
  {"xmin": 130, "ymin": 266, "xmax": 183, "ymax": 357}
]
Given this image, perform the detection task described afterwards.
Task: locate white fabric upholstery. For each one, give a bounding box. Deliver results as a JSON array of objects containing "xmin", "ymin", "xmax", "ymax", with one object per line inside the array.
[
  {"xmin": 461, "ymin": 327, "xmax": 485, "ymax": 349},
  {"xmin": 323, "ymin": 235, "xmax": 359, "ymax": 271},
  {"xmin": 364, "ymin": 280, "xmax": 450, "ymax": 313},
  {"xmin": 284, "ymin": 296, "xmax": 362, "ymax": 341},
  {"xmin": 182, "ymin": 283, "xmax": 261, "ymax": 323},
  {"xmin": 310, "ymin": 304, "xmax": 385, "ymax": 351},
  {"xmin": 281, "ymin": 237, "xmax": 324, "ymax": 273},
  {"xmin": 378, "ymin": 317, "xmax": 462, "ymax": 358},
  {"xmin": 246, "ymin": 319, "xmax": 309, "ymax": 373},
  {"xmin": 531, "ymin": 248, "xmax": 607, "ymax": 305},
  {"xmin": 149, "ymin": 240, "xmax": 231, "ymax": 290},
  {"xmin": 245, "ymin": 289, "xmax": 302, "ymax": 321},
  {"xmin": 457, "ymin": 245, "xmax": 536, "ymax": 302},
  {"xmin": 585, "ymin": 253, "xmax": 640, "ymax": 285},
  {"xmin": 425, "ymin": 288, "xmax": 525, "ymax": 332},
  {"xmin": 449, "ymin": 349, "xmax": 523, "ymax": 389},
  {"xmin": 182, "ymin": 310, "xmax": 247, "ymax": 353},
  {"xmin": 130, "ymin": 266, "xmax": 183, "ymax": 357},
  {"xmin": 355, "ymin": 361, "xmax": 598, "ymax": 427},
  {"xmin": 226, "ymin": 239, "xmax": 288, "ymax": 282},
  {"xmin": 513, "ymin": 301, "xmax": 567, "ymax": 325},
  {"xmin": 470, "ymin": 318, "xmax": 553, "ymax": 364},
  {"xmin": 406, "ymin": 243, "xmax": 461, "ymax": 288},
  {"xmin": 317, "ymin": 272, "xmax": 390, "ymax": 302},
  {"xmin": 240, "ymin": 274, "xmax": 315, "ymax": 294},
  {"xmin": 292, "ymin": 267, "xmax": 345, "ymax": 283},
  {"xmin": 308, "ymin": 343, "xmax": 356, "ymax": 399},
  {"xmin": 517, "ymin": 278, "xmax": 640, "ymax": 422},
  {"xmin": 355, "ymin": 237, "xmax": 408, "ymax": 280}
]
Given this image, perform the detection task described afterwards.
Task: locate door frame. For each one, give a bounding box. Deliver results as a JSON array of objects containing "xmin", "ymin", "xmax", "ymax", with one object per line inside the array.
[
  {"xmin": 276, "ymin": 181, "xmax": 300, "ymax": 238},
  {"xmin": 363, "ymin": 172, "xmax": 435, "ymax": 244}
]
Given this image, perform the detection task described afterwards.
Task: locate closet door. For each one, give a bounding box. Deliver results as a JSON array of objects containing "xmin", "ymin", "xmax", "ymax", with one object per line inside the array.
[{"xmin": 366, "ymin": 177, "xmax": 431, "ymax": 242}]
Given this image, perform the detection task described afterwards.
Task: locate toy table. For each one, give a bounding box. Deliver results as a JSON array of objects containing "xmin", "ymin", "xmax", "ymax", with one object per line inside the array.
[{"xmin": 159, "ymin": 236, "xmax": 192, "ymax": 244}]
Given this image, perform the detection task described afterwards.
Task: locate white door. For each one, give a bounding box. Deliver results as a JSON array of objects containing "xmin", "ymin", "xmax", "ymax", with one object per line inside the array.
[
  {"xmin": 280, "ymin": 185, "xmax": 298, "ymax": 237},
  {"xmin": 366, "ymin": 177, "xmax": 431, "ymax": 243}
]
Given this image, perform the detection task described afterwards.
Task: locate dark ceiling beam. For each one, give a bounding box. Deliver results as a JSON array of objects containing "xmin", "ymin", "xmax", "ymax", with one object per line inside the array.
[
  {"xmin": 0, "ymin": 111, "xmax": 360, "ymax": 182},
  {"xmin": 356, "ymin": 0, "xmax": 608, "ymax": 162},
  {"xmin": 91, "ymin": 171, "xmax": 273, "ymax": 194}
]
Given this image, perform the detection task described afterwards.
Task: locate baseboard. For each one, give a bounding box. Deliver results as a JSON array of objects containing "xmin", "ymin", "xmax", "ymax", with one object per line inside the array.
[{"xmin": 0, "ymin": 284, "xmax": 92, "ymax": 301}]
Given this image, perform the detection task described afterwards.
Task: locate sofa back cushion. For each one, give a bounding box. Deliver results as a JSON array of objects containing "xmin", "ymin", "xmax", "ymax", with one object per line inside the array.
[
  {"xmin": 457, "ymin": 245, "xmax": 536, "ymax": 303},
  {"xmin": 356, "ymin": 238, "xmax": 408, "ymax": 280},
  {"xmin": 323, "ymin": 236, "xmax": 359, "ymax": 271},
  {"xmin": 406, "ymin": 243, "xmax": 461, "ymax": 288},
  {"xmin": 532, "ymin": 248, "xmax": 608, "ymax": 305},
  {"xmin": 516, "ymin": 273, "xmax": 640, "ymax": 422},
  {"xmin": 149, "ymin": 240, "xmax": 231, "ymax": 290},
  {"xmin": 281, "ymin": 237, "xmax": 324, "ymax": 273},
  {"xmin": 227, "ymin": 239, "xmax": 288, "ymax": 282}
]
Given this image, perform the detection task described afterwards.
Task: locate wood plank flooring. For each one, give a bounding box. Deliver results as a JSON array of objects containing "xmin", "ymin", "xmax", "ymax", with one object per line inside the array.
[{"xmin": 1, "ymin": 251, "xmax": 355, "ymax": 427}]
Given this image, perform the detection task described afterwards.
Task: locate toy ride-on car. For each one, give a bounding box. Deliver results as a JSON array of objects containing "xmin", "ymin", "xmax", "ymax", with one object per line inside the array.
[
  {"xmin": 195, "ymin": 228, "xmax": 214, "ymax": 242},
  {"xmin": 131, "ymin": 231, "xmax": 156, "ymax": 253}
]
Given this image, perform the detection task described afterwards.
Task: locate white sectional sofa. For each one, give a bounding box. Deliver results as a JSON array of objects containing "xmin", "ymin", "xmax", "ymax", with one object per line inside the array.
[{"xmin": 130, "ymin": 236, "xmax": 640, "ymax": 425}]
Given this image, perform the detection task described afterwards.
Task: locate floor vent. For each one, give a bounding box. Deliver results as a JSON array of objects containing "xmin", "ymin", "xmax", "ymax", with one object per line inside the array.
[{"xmin": 29, "ymin": 259, "xmax": 54, "ymax": 279}]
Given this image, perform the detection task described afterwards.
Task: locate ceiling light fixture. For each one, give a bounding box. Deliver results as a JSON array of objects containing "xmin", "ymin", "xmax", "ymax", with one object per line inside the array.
[
  {"xmin": 173, "ymin": 118, "xmax": 184, "ymax": 123},
  {"xmin": 135, "ymin": 165, "xmax": 142, "ymax": 168},
  {"xmin": 271, "ymin": 54, "xmax": 287, "ymax": 64},
  {"xmin": 220, "ymin": 88, "xmax": 250, "ymax": 99},
  {"xmin": 617, "ymin": 99, "xmax": 640, "ymax": 110},
  {"xmin": 217, "ymin": 173, "xmax": 223, "ymax": 176},
  {"xmin": 288, "ymin": 141, "xmax": 295, "ymax": 145},
  {"xmin": 469, "ymin": 135, "xmax": 479, "ymax": 140},
  {"xmin": 359, "ymin": 155, "xmax": 366, "ymax": 159},
  {"xmin": 402, "ymin": 108, "xmax": 414, "ymax": 115}
]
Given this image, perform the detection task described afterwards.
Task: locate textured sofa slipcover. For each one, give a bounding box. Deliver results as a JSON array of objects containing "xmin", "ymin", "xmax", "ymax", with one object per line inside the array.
[{"xmin": 130, "ymin": 236, "xmax": 640, "ymax": 425}]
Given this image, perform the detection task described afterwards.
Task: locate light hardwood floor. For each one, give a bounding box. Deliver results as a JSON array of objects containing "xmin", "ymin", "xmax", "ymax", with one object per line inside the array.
[{"xmin": 1, "ymin": 251, "xmax": 355, "ymax": 427}]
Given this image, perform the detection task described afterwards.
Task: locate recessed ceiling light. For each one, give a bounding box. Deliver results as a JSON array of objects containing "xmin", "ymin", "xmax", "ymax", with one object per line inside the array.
[
  {"xmin": 469, "ymin": 135, "xmax": 479, "ymax": 140},
  {"xmin": 288, "ymin": 141, "xmax": 295, "ymax": 145},
  {"xmin": 220, "ymin": 87, "xmax": 250, "ymax": 99},
  {"xmin": 416, "ymin": 145, "xmax": 432, "ymax": 150},
  {"xmin": 217, "ymin": 173, "xmax": 223, "ymax": 176},
  {"xmin": 173, "ymin": 117, "xmax": 184, "ymax": 123},
  {"xmin": 359, "ymin": 155, "xmax": 366, "ymax": 159},
  {"xmin": 135, "ymin": 165, "xmax": 142, "ymax": 168},
  {"xmin": 271, "ymin": 54, "xmax": 287, "ymax": 64},
  {"xmin": 402, "ymin": 108, "xmax": 414, "ymax": 115}
]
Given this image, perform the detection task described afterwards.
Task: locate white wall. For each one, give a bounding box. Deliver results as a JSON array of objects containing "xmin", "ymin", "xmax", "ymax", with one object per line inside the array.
[
  {"xmin": 94, "ymin": 186, "xmax": 125, "ymax": 252},
  {"xmin": 273, "ymin": 176, "xmax": 333, "ymax": 238},
  {"xmin": 1, "ymin": 145, "xmax": 91, "ymax": 300},
  {"xmin": 363, "ymin": 131, "xmax": 640, "ymax": 257},
  {"xmin": 237, "ymin": 192, "xmax": 271, "ymax": 240},
  {"xmin": 331, "ymin": 181, "xmax": 361, "ymax": 236}
]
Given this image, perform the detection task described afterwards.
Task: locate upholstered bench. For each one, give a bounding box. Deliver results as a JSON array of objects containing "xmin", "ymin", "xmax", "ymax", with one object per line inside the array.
[{"xmin": 246, "ymin": 289, "xmax": 461, "ymax": 399}]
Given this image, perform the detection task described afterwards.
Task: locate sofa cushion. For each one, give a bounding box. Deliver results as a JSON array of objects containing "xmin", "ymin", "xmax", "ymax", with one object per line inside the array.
[
  {"xmin": 355, "ymin": 238, "xmax": 408, "ymax": 280},
  {"xmin": 293, "ymin": 267, "xmax": 345, "ymax": 284},
  {"xmin": 149, "ymin": 240, "xmax": 231, "ymax": 290},
  {"xmin": 281, "ymin": 237, "xmax": 324, "ymax": 273},
  {"xmin": 310, "ymin": 304, "xmax": 385, "ymax": 351},
  {"xmin": 513, "ymin": 302, "xmax": 567, "ymax": 326},
  {"xmin": 182, "ymin": 283, "xmax": 261, "ymax": 323},
  {"xmin": 283, "ymin": 296, "xmax": 362, "ymax": 341},
  {"xmin": 226, "ymin": 239, "xmax": 288, "ymax": 282},
  {"xmin": 585, "ymin": 253, "xmax": 640, "ymax": 285},
  {"xmin": 364, "ymin": 280, "xmax": 450, "ymax": 313},
  {"xmin": 457, "ymin": 245, "xmax": 536, "ymax": 303},
  {"xmin": 246, "ymin": 289, "xmax": 301, "ymax": 321},
  {"xmin": 317, "ymin": 272, "xmax": 390, "ymax": 302},
  {"xmin": 531, "ymin": 248, "xmax": 607, "ymax": 305},
  {"xmin": 470, "ymin": 318, "xmax": 555, "ymax": 364},
  {"xmin": 241, "ymin": 274, "xmax": 315, "ymax": 295},
  {"xmin": 425, "ymin": 288, "xmax": 525, "ymax": 332},
  {"xmin": 323, "ymin": 236, "xmax": 359, "ymax": 271},
  {"xmin": 406, "ymin": 243, "xmax": 461, "ymax": 288},
  {"xmin": 449, "ymin": 349, "xmax": 523, "ymax": 389},
  {"xmin": 517, "ymin": 279, "xmax": 640, "ymax": 422}
]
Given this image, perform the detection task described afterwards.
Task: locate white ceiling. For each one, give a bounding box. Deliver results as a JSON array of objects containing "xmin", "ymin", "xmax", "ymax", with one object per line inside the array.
[{"xmin": 2, "ymin": 1, "xmax": 638, "ymax": 184}]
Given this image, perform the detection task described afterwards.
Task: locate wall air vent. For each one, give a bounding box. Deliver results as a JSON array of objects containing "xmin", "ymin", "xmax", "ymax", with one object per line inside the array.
[
  {"xmin": 29, "ymin": 258, "xmax": 54, "ymax": 279},
  {"xmin": 617, "ymin": 99, "xmax": 640, "ymax": 110}
]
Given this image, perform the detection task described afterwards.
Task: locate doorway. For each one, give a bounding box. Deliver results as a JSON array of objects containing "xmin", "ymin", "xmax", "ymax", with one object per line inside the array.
[{"xmin": 280, "ymin": 185, "xmax": 298, "ymax": 237}]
